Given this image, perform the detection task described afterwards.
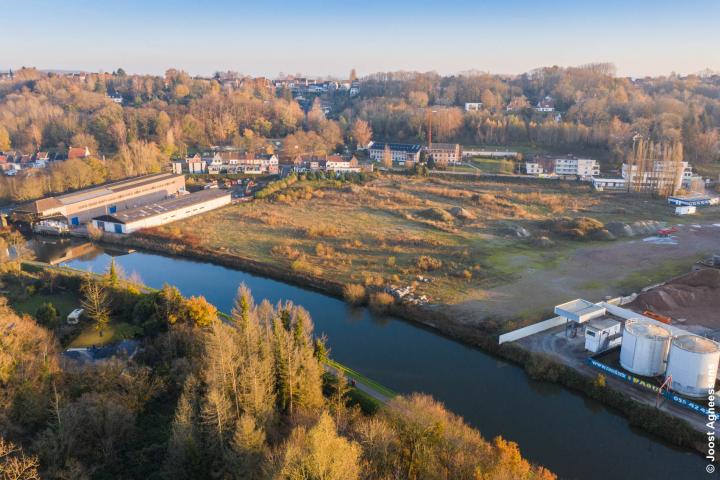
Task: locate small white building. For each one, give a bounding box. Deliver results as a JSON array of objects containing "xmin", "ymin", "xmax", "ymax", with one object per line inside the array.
[
  {"xmin": 675, "ymin": 205, "xmax": 696, "ymax": 215},
  {"xmin": 464, "ymin": 102, "xmax": 482, "ymax": 112},
  {"xmin": 584, "ymin": 318, "xmax": 622, "ymax": 353},
  {"xmin": 525, "ymin": 162, "xmax": 544, "ymax": 175},
  {"xmin": 554, "ymin": 157, "xmax": 600, "ymax": 178},
  {"xmin": 592, "ymin": 177, "xmax": 626, "ymax": 191},
  {"xmin": 91, "ymin": 189, "xmax": 231, "ymax": 234}
]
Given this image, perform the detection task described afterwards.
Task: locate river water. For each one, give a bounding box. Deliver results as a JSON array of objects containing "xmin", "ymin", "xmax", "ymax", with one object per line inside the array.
[{"xmin": 31, "ymin": 238, "xmax": 704, "ymax": 480}]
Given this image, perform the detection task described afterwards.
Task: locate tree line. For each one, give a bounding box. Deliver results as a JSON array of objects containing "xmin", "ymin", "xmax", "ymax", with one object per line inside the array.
[{"xmin": 0, "ymin": 263, "xmax": 555, "ymax": 479}]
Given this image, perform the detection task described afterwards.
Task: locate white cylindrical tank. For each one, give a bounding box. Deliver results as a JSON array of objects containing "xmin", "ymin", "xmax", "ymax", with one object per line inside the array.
[
  {"xmin": 620, "ymin": 319, "xmax": 671, "ymax": 376},
  {"xmin": 666, "ymin": 335, "xmax": 720, "ymax": 398}
]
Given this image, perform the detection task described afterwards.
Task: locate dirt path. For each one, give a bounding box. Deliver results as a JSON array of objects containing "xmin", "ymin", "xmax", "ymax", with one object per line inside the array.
[{"xmin": 451, "ymin": 222, "xmax": 720, "ymax": 325}]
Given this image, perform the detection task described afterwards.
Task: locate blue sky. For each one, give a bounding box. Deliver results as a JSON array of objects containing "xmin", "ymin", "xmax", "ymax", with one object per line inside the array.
[{"xmin": 2, "ymin": 0, "xmax": 718, "ymax": 77}]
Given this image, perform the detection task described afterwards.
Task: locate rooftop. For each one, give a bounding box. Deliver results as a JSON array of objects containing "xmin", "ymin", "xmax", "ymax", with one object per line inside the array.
[
  {"xmin": 94, "ymin": 188, "xmax": 229, "ymax": 224},
  {"xmin": 368, "ymin": 142, "xmax": 422, "ymax": 153}
]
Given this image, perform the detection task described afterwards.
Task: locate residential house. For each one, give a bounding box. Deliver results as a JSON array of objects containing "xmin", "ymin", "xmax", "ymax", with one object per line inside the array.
[
  {"xmin": 534, "ymin": 96, "xmax": 555, "ymax": 113},
  {"xmin": 325, "ymin": 155, "xmax": 361, "ymax": 172},
  {"xmin": 67, "ymin": 146, "xmax": 91, "ymax": 159},
  {"xmin": 464, "ymin": 102, "xmax": 482, "ymax": 112},
  {"xmin": 185, "ymin": 154, "xmax": 207, "ymax": 174}
]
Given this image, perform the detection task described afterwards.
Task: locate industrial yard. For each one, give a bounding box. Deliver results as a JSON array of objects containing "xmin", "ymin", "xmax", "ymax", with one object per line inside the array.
[{"xmin": 506, "ymin": 263, "xmax": 720, "ymax": 433}]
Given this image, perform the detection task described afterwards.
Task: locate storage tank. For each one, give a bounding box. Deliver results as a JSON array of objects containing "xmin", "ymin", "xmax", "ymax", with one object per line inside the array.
[
  {"xmin": 620, "ymin": 319, "xmax": 671, "ymax": 376},
  {"xmin": 665, "ymin": 335, "xmax": 720, "ymax": 398}
]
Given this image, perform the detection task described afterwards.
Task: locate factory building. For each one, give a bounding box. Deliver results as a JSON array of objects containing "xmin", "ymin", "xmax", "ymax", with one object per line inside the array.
[
  {"xmin": 14, "ymin": 173, "xmax": 186, "ymax": 225},
  {"xmin": 91, "ymin": 189, "xmax": 231, "ymax": 234}
]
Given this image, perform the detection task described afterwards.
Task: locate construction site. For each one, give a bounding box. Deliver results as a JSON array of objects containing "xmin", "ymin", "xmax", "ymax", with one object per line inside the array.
[{"xmin": 501, "ymin": 257, "xmax": 720, "ymax": 432}]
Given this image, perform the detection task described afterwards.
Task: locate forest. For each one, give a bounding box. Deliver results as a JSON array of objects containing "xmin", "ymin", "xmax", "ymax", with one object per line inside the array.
[
  {"xmin": 0, "ymin": 258, "xmax": 555, "ymax": 479},
  {"xmin": 0, "ymin": 64, "xmax": 719, "ymax": 203}
]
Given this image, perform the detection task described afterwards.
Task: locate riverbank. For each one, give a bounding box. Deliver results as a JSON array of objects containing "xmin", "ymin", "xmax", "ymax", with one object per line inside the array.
[{"xmin": 93, "ymin": 232, "xmax": 708, "ymax": 455}]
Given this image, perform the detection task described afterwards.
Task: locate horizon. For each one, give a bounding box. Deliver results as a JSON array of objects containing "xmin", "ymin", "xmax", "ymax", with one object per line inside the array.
[{"xmin": 3, "ymin": 0, "xmax": 719, "ymax": 78}]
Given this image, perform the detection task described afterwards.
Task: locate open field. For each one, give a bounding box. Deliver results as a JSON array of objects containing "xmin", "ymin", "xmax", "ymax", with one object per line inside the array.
[
  {"xmin": 68, "ymin": 321, "xmax": 143, "ymax": 348},
  {"xmin": 143, "ymin": 174, "xmax": 720, "ymax": 329}
]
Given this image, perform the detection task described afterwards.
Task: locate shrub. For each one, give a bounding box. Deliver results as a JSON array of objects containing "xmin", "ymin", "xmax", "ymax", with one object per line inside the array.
[
  {"xmin": 343, "ymin": 284, "xmax": 366, "ymax": 305},
  {"xmin": 417, "ymin": 207, "xmax": 454, "ymax": 222},
  {"xmin": 305, "ymin": 224, "xmax": 341, "ymax": 238},
  {"xmin": 386, "ymin": 256, "xmax": 396, "ymax": 267},
  {"xmin": 369, "ymin": 292, "xmax": 394, "ymax": 312},
  {"xmin": 415, "ymin": 255, "xmax": 443, "ymax": 271},
  {"xmin": 36, "ymin": 302, "xmax": 59, "ymax": 328}
]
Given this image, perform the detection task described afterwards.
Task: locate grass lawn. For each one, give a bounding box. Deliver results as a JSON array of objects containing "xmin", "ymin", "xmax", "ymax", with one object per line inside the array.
[
  {"xmin": 10, "ymin": 291, "xmax": 79, "ymax": 322},
  {"xmin": 468, "ymin": 157, "xmax": 515, "ymax": 174},
  {"xmin": 69, "ymin": 322, "xmax": 143, "ymax": 348}
]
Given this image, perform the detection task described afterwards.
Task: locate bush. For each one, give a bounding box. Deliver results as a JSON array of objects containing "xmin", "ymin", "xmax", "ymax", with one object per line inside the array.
[
  {"xmin": 343, "ymin": 284, "xmax": 366, "ymax": 305},
  {"xmin": 417, "ymin": 207, "xmax": 454, "ymax": 222},
  {"xmin": 36, "ymin": 302, "xmax": 59, "ymax": 328},
  {"xmin": 369, "ymin": 292, "xmax": 394, "ymax": 312},
  {"xmin": 415, "ymin": 255, "xmax": 443, "ymax": 271}
]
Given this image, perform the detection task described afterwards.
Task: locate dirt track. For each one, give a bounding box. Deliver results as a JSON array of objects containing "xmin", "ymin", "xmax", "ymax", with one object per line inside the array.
[{"xmin": 451, "ymin": 222, "xmax": 720, "ymax": 325}]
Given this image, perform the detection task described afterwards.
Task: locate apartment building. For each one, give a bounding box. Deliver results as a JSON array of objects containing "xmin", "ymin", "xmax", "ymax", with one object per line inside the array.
[
  {"xmin": 367, "ymin": 142, "xmax": 422, "ymax": 165},
  {"xmin": 426, "ymin": 143, "xmax": 463, "ymax": 166}
]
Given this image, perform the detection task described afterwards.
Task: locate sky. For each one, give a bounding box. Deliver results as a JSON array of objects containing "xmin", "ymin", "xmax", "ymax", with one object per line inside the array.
[{"xmin": 1, "ymin": 0, "xmax": 719, "ymax": 78}]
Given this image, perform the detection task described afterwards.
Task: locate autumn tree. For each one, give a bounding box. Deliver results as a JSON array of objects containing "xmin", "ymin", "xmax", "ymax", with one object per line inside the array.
[
  {"xmin": 382, "ymin": 144, "xmax": 393, "ymax": 169},
  {"xmin": 271, "ymin": 413, "xmax": 361, "ymax": 480},
  {"xmin": 0, "ymin": 126, "xmax": 11, "ymax": 151},
  {"xmin": 350, "ymin": 119, "xmax": 372, "ymax": 149},
  {"xmin": 80, "ymin": 278, "xmax": 111, "ymax": 335}
]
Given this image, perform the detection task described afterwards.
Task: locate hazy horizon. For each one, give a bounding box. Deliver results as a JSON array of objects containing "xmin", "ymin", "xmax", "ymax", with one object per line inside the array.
[{"xmin": 2, "ymin": 0, "xmax": 719, "ymax": 78}]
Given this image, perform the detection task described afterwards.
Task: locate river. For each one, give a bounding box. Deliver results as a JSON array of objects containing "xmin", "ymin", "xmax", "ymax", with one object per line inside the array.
[{"xmin": 31, "ymin": 238, "xmax": 704, "ymax": 480}]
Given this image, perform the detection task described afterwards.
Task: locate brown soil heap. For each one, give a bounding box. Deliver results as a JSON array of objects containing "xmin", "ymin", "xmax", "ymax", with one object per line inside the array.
[{"xmin": 629, "ymin": 268, "xmax": 720, "ymax": 329}]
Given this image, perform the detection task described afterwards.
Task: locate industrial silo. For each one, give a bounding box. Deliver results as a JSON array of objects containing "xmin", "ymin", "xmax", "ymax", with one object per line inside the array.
[
  {"xmin": 619, "ymin": 319, "xmax": 671, "ymax": 376},
  {"xmin": 665, "ymin": 335, "xmax": 720, "ymax": 398}
]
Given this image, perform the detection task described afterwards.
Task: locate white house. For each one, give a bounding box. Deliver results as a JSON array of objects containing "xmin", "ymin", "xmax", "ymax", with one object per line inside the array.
[
  {"xmin": 554, "ymin": 157, "xmax": 600, "ymax": 178},
  {"xmin": 464, "ymin": 102, "xmax": 482, "ymax": 112}
]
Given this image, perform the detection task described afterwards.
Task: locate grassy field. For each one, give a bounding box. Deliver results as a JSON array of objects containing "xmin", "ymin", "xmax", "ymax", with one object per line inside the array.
[
  {"xmin": 145, "ymin": 174, "xmax": 720, "ymax": 318},
  {"xmin": 467, "ymin": 157, "xmax": 515, "ymax": 174},
  {"xmin": 69, "ymin": 322, "xmax": 143, "ymax": 348},
  {"xmin": 10, "ymin": 291, "xmax": 78, "ymax": 321}
]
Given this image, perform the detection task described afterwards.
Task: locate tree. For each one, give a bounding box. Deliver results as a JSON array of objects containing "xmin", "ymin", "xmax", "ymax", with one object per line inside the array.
[
  {"xmin": 0, "ymin": 437, "xmax": 40, "ymax": 480},
  {"xmin": 185, "ymin": 295, "xmax": 217, "ymax": 327},
  {"xmin": 106, "ymin": 258, "xmax": 120, "ymax": 287},
  {"xmin": 350, "ymin": 119, "xmax": 372, "ymax": 149},
  {"xmin": 272, "ymin": 412, "xmax": 361, "ymax": 480},
  {"xmin": 382, "ymin": 144, "xmax": 393, "ymax": 169},
  {"xmin": 81, "ymin": 278, "xmax": 111, "ymax": 335},
  {"xmin": 0, "ymin": 126, "xmax": 10, "ymax": 151}
]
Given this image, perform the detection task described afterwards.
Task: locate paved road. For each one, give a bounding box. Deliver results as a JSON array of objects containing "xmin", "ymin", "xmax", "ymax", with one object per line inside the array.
[{"xmin": 322, "ymin": 363, "xmax": 393, "ymax": 404}]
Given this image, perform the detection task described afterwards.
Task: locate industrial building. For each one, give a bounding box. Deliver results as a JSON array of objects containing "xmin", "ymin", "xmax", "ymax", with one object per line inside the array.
[
  {"xmin": 91, "ymin": 188, "xmax": 231, "ymax": 234},
  {"xmin": 14, "ymin": 173, "xmax": 186, "ymax": 225},
  {"xmin": 555, "ymin": 298, "xmax": 720, "ymax": 400}
]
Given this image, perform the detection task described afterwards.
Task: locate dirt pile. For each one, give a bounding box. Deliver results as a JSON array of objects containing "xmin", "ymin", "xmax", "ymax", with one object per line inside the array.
[{"xmin": 629, "ymin": 268, "xmax": 720, "ymax": 328}]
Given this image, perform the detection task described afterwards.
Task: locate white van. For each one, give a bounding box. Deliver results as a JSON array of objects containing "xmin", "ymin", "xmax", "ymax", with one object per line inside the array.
[{"xmin": 67, "ymin": 308, "xmax": 84, "ymax": 325}]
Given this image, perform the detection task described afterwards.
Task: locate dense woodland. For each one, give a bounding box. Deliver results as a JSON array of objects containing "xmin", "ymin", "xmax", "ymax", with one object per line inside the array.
[
  {"xmin": 0, "ymin": 64, "xmax": 719, "ymax": 203},
  {"xmin": 0, "ymin": 258, "xmax": 554, "ymax": 479}
]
